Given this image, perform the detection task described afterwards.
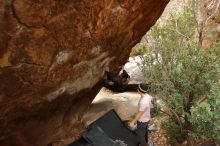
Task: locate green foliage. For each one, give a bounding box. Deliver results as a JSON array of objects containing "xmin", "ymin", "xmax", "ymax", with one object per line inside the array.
[
  {"xmin": 138, "ymin": 6, "xmax": 220, "ymax": 143},
  {"xmin": 161, "ymin": 120, "xmax": 181, "ymax": 136},
  {"xmin": 190, "ymin": 84, "xmax": 220, "ymax": 141}
]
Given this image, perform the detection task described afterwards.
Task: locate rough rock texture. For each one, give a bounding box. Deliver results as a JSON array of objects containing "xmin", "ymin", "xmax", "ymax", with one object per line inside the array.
[
  {"xmin": 196, "ymin": 0, "xmax": 220, "ymax": 50},
  {"xmin": 0, "ymin": 0, "xmax": 169, "ymax": 145}
]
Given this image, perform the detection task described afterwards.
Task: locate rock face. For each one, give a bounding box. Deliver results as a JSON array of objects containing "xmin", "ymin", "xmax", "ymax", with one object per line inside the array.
[
  {"xmin": 196, "ymin": 0, "xmax": 220, "ymax": 50},
  {"xmin": 0, "ymin": 0, "xmax": 169, "ymax": 145}
]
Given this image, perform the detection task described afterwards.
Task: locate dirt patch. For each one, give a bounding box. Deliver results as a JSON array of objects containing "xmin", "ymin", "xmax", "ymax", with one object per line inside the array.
[{"xmin": 148, "ymin": 116, "xmax": 171, "ymax": 146}]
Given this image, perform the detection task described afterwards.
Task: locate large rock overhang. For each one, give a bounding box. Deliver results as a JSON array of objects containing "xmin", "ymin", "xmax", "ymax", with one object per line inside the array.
[{"xmin": 0, "ymin": 0, "xmax": 169, "ymax": 145}]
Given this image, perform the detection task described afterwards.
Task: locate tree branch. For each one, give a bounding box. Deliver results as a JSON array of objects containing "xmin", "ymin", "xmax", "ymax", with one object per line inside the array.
[
  {"xmin": 205, "ymin": 0, "xmax": 220, "ymax": 25},
  {"xmin": 156, "ymin": 101, "xmax": 183, "ymax": 132}
]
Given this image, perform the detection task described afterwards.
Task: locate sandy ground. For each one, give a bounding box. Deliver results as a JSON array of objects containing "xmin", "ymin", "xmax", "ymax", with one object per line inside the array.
[{"xmin": 82, "ymin": 88, "xmax": 140, "ymax": 125}]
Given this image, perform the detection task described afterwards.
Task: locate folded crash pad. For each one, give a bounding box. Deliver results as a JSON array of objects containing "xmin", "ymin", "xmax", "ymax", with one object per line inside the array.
[
  {"xmin": 82, "ymin": 125, "xmax": 121, "ymax": 146},
  {"xmin": 68, "ymin": 109, "xmax": 140, "ymax": 146}
]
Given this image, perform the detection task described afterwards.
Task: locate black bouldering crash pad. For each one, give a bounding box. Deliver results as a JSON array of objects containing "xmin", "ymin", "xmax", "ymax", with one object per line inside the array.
[{"xmin": 68, "ymin": 109, "xmax": 140, "ymax": 146}]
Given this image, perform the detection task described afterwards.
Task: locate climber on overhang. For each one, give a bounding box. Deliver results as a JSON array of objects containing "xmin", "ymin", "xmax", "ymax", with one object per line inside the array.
[{"xmin": 102, "ymin": 66, "xmax": 130, "ymax": 92}]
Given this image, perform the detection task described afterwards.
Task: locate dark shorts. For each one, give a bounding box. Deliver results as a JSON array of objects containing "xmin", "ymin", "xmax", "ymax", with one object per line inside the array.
[{"xmin": 135, "ymin": 121, "xmax": 148, "ymax": 146}]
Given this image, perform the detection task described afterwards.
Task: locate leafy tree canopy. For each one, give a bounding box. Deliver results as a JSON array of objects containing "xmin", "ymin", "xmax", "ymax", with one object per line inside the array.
[{"xmin": 137, "ymin": 6, "xmax": 220, "ymax": 143}]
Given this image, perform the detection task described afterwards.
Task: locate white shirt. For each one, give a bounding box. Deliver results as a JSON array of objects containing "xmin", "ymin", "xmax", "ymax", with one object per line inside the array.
[{"xmin": 138, "ymin": 93, "xmax": 152, "ymax": 122}]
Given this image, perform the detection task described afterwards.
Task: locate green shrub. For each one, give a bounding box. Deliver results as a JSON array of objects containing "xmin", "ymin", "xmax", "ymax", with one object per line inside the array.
[
  {"xmin": 190, "ymin": 84, "xmax": 220, "ymax": 141},
  {"xmin": 138, "ymin": 6, "xmax": 220, "ymax": 143}
]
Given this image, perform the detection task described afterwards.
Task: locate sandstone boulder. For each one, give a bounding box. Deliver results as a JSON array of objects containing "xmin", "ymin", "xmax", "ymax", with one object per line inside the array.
[{"xmin": 0, "ymin": 0, "xmax": 169, "ymax": 145}]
